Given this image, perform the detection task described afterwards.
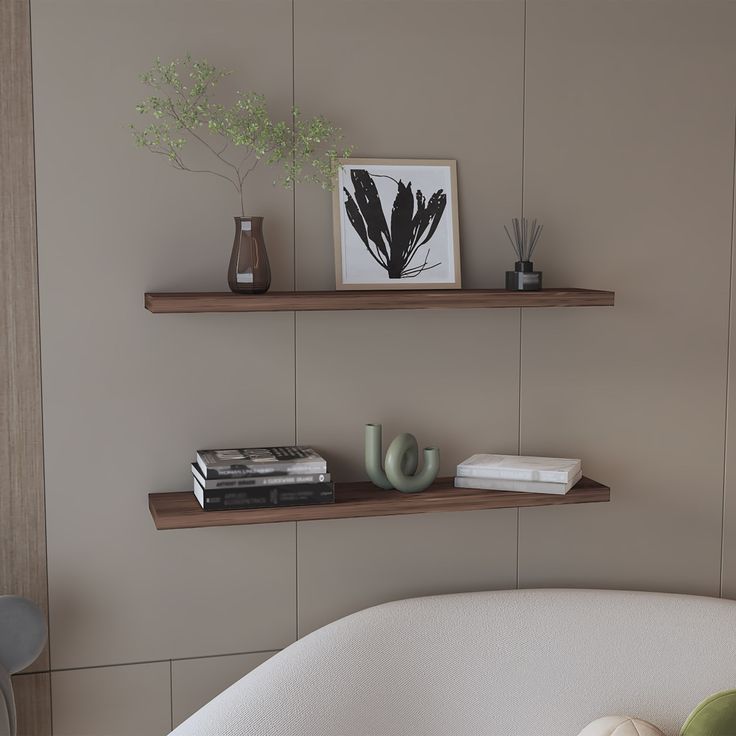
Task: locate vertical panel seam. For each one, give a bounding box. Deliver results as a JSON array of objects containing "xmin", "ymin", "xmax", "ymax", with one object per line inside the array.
[
  {"xmin": 720, "ymin": 109, "xmax": 736, "ymax": 598},
  {"xmin": 169, "ymin": 659, "xmax": 173, "ymax": 730},
  {"xmin": 26, "ymin": 0, "xmax": 54, "ymax": 721},
  {"xmin": 29, "ymin": 0, "xmax": 51, "ymax": 664},
  {"xmin": 516, "ymin": 312, "xmax": 522, "ymax": 589},
  {"xmin": 516, "ymin": 0, "xmax": 528, "ymax": 592},
  {"xmin": 292, "ymin": 0, "xmax": 300, "ymax": 643},
  {"xmin": 292, "ymin": 0, "xmax": 296, "ymax": 295},
  {"xmin": 520, "ymin": 0, "xmax": 527, "ymax": 220},
  {"xmin": 292, "ymin": 0, "xmax": 298, "ymax": 447},
  {"xmin": 295, "ymin": 522, "xmax": 300, "ymax": 641}
]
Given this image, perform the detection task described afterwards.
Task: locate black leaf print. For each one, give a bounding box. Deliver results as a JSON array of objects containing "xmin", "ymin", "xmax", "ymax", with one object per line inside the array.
[{"xmin": 343, "ymin": 169, "xmax": 445, "ymax": 279}]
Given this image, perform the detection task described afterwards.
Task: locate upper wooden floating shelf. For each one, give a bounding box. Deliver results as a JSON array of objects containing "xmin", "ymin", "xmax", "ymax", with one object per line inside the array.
[
  {"xmin": 148, "ymin": 476, "xmax": 609, "ymax": 530},
  {"xmin": 144, "ymin": 288, "xmax": 614, "ymax": 314}
]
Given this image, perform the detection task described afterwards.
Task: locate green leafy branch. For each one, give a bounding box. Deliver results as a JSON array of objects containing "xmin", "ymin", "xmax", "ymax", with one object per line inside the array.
[{"xmin": 131, "ymin": 55, "xmax": 352, "ymax": 215}]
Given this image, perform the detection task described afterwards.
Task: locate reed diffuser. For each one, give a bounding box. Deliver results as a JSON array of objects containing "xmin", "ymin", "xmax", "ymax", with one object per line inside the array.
[{"xmin": 504, "ymin": 217, "xmax": 543, "ymax": 290}]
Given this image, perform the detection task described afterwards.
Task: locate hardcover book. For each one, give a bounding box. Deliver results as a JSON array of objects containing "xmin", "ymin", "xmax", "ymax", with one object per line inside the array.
[
  {"xmin": 191, "ymin": 463, "xmax": 329, "ymax": 490},
  {"xmin": 456, "ymin": 454, "xmax": 581, "ymax": 483},
  {"xmin": 454, "ymin": 469, "xmax": 583, "ymax": 495},
  {"xmin": 195, "ymin": 446, "xmax": 327, "ymax": 479},
  {"xmin": 193, "ymin": 479, "xmax": 335, "ymax": 511}
]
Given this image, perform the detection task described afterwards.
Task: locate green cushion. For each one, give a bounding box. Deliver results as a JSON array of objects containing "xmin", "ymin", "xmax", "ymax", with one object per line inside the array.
[{"xmin": 681, "ymin": 690, "xmax": 736, "ymax": 736}]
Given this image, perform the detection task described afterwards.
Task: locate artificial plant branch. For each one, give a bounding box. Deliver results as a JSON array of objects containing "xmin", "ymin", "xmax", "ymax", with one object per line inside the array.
[
  {"xmin": 148, "ymin": 148, "xmax": 240, "ymax": 190},
  {"xmin": 132, "ymin": 55, "xmax": 352, "ymax": 216}
]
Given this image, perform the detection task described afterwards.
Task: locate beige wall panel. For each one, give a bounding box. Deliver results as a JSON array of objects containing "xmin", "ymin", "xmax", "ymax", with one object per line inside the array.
[
  {"xmin": 0, "ymin": 0, "xmax": 49, "ymax": 672},
  {"xmin": 518, "ymin": 1, "xmax": 736, "ymax": 593},
  {"xmin": 32, "ymin": 0, "xmax": 298, "ymax": 669},
  {"xmin": 295, "ymin": 309, "xmax": 520, "ymax": 635},
  {"xmin": 172, "ymin": 651, "xmax": 276, "ymax": 727},
  {"xmin": 298, "ymin": 508, "xmax": 518, "ymax": 636},
  {"xmin": 293, "ymin": 0, "xmax": 524, "ymax": 290},
  {"xmin": 296, "ymin": 310, "xmax": 521, "ymax": 480},
  {"xmin": 52, "ymin": 662, "xmax": 170, "ymax": 736},
  {"xmin": 46, "ymin": 516, "xmax": 295, "ymax": 669},
  {"xmin": 14, "ymin": 673, "xmax": 51, "ymax": 736},
  {"xmin": 32, "ymin": 0, "xmax": 295, "ymax": 292}
]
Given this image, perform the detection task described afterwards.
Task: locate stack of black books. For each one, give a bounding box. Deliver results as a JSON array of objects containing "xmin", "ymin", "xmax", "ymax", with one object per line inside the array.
[{"xmin": 192, "ymin": 446, "xmax": 334, "ymax": 511}]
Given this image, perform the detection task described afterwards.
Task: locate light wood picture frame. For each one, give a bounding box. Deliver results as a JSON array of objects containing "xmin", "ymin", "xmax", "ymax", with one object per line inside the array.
[{"xmin": 333, "ymin": 158, "xmax": 461, "ymax": 290}]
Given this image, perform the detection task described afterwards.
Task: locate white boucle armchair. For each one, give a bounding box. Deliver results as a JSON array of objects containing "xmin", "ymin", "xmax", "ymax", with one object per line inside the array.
[{"xmin": 171, "ymin": 589, "xmax": 736, "ymax": 736}]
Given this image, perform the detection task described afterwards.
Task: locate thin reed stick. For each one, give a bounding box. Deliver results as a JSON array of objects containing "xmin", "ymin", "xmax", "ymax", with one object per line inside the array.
[{"xmin": 504, "ymin": 216, "xmax": 544, "ymax": 261}]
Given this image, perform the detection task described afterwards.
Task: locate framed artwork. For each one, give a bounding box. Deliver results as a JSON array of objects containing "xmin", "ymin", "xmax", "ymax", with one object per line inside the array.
[{"xmin": 333, "ymin": 158, "xmax": 461, "ymax": 290}]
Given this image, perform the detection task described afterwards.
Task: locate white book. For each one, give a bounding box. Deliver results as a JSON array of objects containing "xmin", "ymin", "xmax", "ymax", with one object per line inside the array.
[
  {"xmin": 454, "ymin": 469, "xmax": 583, "ymax": 495},
  {"xmin": 456, "ymin": 454, "xmax": 581, "ymax": 483}
]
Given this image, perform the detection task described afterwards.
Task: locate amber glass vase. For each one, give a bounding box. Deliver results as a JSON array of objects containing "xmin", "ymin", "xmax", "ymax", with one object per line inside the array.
[{"xmin": 227, "ymin": 216, "xmax": 271, "ymax": 294}]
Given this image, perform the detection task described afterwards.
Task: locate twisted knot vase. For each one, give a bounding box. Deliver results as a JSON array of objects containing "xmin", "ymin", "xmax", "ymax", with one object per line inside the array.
[{"xmin": 364, "ymin": 423, "xmax": 439, "ymax": 493}]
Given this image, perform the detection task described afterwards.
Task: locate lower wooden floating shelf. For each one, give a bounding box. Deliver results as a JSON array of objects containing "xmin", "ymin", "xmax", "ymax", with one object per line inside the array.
[{"xmin": 148, "ymin": 476, "xmax": 610, "ymax": 530}]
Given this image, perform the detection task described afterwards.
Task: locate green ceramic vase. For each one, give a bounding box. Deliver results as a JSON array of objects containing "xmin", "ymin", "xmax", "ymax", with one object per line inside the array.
[{"xmin": 364, "ymin": 424, "xmax": 439, "ymax": 493}]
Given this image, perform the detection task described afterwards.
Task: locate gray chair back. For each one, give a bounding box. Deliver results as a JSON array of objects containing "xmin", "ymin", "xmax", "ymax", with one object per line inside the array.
[{"xmin": 0, "ymin": 597, "xmax": 47, "ymax": 736}]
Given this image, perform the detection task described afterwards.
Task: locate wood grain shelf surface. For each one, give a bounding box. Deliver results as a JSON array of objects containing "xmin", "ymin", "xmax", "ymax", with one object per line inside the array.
[
  {"xmin": 144, "ymin": 288, "xmax": 615, "ymax": 314},
  {"xmin": 148, "ymin": 476, "xmax": 610, "ymax": 530}
]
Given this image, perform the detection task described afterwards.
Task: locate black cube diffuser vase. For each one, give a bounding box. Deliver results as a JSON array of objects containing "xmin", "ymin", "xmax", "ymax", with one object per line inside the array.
[{"xmin": 506, "ymin": 261, "xmax": 542, "ymax": 291}]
